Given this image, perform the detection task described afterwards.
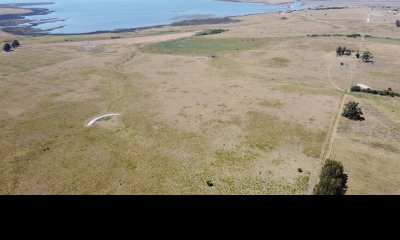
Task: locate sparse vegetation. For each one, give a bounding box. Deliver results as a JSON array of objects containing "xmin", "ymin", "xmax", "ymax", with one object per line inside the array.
[
  {"xmin": 196, "ymin": 29, "xmax": 227, "ymax": 36},
  {"xmin": 347, "ymin": 33, "xmax": 361, "ymax": 38},
  {"xmin": 342, "ymin": 101, "xmax": 364, "ymax": 120},
  {"xmin": 313, "ymin": 160, "xmax": 347, "ymax": 195}
]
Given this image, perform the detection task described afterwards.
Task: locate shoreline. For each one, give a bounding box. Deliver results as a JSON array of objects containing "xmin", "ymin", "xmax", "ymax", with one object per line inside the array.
[{"xmin": 1, "ymin": 1, "xmax": 317, "ymax": 36}]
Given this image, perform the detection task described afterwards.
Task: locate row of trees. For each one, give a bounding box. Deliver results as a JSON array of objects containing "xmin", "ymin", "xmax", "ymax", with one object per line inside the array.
[
  {"xmin": 351, "ymin": 86, "xmax": 400, "ymax": 97},
  {"xmin": 3, "ymin": 40, "xmax": 20, "ymax": 52},
  {"xmin": 336, "ymin": 46, "xmax": 374, "ymax": 62}
]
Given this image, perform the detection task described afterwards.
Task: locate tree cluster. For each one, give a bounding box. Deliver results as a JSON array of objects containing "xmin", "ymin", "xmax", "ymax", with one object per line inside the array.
[{"xmin": 336, "ymin": 46, "xmax": 352, "ymax": 56}]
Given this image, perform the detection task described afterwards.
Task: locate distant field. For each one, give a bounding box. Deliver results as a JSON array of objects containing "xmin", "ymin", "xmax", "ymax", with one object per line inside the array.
[{"xmin": 1, "ymin": 5, "xmax": 399, "ymax": 194}]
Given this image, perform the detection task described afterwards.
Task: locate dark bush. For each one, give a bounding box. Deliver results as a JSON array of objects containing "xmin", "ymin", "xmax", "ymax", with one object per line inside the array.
[
  {"xmin": 11, "ymin": 40, "xmax": 20, "ymax": 48},
  {"xmin": 206, "ymin": 180, "xmax": 214, "ymax": 187},
  {"xmin": 362, "ymin": 51, "xmax": 374, "ymax": 62},
  {"xmin": 313, "ymin": 160, "xmax": 347, "ymax": 195},
  {"xmin": 347, "ymin": 33, "xmax": 361, "ymax": 38},
  {"xmin": 351, "ymin": 86, "xmax": 361, "ymax": 92},
  {"xmin": 3, "ymin": 43, "xmax": 11, "ymax": 52},
  {"xmin": 342, "ymin": 101, "xmax": 364, "ymax": 120}
]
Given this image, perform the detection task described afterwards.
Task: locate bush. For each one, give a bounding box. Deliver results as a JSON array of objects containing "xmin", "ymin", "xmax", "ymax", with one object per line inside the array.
[
  {"xmin": 313, "ymin": 160, "xmax": 347, "ymax": 195},
  {"xmin": 396, "ymin": 20, "xmax": 400, "ymax": 27},
  {"xmin": 206, "ymin": 180, "xmax": 214, "ymax": 187},
  {"xmin": 342, "ymin": 101, "xmax": 364, "ymax": 120},
  {"xmin": 3, "ymin": 43, "xmax": 11, "ymax": 52},
  {"xmin": 11, "ymin": 40, "xmax": 20, "ymax": 48}
]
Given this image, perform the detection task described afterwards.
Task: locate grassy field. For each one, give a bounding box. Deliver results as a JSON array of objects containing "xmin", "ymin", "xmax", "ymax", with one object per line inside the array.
[{"xmin": 1, "ymin": 5, "xmax": 399, "ymax": 194}]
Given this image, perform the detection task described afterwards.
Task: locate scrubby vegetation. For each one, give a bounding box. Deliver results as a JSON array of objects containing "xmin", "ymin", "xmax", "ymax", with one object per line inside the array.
[
  {"xmin": 351, "ymin": 86, "xmax": 400, "ymax": 97},
  {"xmin": 347, "ymin": 33, "xmax": 362, "ymax": 38},
  {"xmin": 196, "ymin": 29, "xmax": 227, "ymax": 36},
  {"xmin": 362, "ymin": 51, "xmax": 374, "ymax": 62},
  {"xmin": 336, "ymin": 46, "xmax": 352, "ymax": 56},
  {"xmin": 342, "ymin": 101, "xmax": 364, "ymax": 120},
  {"xmin": 313, "ymin": 160, "xmax": 347, "ymax": 195},
  {"xmin": 3, "ymin": 40, "xmax": 21, "ymax": 52}
]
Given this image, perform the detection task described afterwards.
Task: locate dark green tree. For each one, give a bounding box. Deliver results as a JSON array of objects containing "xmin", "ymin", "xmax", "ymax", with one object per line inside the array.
[
  {"xmin": 3, "ymin": 43, "xmax": 11, "ymax": 52},
  {"xmin": 313, "ymin": 160, "xmax": 347, "ymax": 195},
  {"xmin": 342, "ymin": 101, "xmax": 364, "ymax": 120}
]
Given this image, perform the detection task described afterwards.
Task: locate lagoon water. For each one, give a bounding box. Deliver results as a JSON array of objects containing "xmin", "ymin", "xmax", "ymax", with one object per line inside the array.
[{"xmin": 0, "ymin": 0, "xmax": 307, "ymax": 34}]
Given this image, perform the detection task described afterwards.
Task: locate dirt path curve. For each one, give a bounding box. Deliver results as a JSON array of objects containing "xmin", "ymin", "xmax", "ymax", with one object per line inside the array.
[
  {"xmin": 87, "ymin": 113, "xmax": 121, "ymax": 127},
  {"xmin": 49, "ymin": 31, "xmax": 196, "ymax": 47}
]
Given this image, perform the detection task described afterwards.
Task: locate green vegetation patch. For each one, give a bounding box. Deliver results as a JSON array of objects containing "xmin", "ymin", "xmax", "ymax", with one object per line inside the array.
[
  {"xmin": 196, "ymin": 29, "xmax": 227, "ymax": 36},
  {"xmin": 143, "ymin": 37, "xmax": 266, "ymax": 55},
  {"xmin": 245, "ymin": 111, "xmax": 326, "ymax": 158}
]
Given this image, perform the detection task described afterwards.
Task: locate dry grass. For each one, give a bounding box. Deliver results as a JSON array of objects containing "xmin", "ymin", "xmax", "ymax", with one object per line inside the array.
[{"xmin": 1, "ymin": 4, "xmax": 399, "ymax": 194}]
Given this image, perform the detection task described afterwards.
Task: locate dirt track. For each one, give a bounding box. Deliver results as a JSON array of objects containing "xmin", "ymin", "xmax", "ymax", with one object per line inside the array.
[{"xmin": 48, "ymin": 32, "xmax": 196, "ymax": 47}]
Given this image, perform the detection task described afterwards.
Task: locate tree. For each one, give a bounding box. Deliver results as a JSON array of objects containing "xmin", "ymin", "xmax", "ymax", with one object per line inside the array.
[
  {"xmin": 3, "ymin": 43, "xmax": 11, "ymax": 52},
  {"xmin": 313, "ymin": 160, "xmax": 348, "ymax": 195},
  {"xmin": 11, "ymin": 40, "xmax": 20, "ymax": 48},
  {"xmin": 342, "ymin": 101, "xmax": 364, "ymax": 120},
  {"xmin": 362, "ymin": 51, "xmax": 374, "ymax": 62},
  {"xmin": 355, "ymin": 52, "xmax": 360, "ymax": 59},
  {"xmin": 396, "ymin": 20, "xmax": 400, "ymax": 27}
]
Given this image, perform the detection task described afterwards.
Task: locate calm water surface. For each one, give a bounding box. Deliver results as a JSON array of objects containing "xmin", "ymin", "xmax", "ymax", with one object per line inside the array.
[{"xmin": 0, "ymin": 0, "xmax": 308, "ymax": 34}]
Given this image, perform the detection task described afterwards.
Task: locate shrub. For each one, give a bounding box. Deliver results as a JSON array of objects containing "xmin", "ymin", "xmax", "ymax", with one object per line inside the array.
[
  {"xmin": 313, "ymin": 160, "xmax": 347, "ymax": 195},
  {"xmin": 342, "ymin": 101, "xmax": 364, "ymax": 120},
  {"xmin": 362, "ymin": 51, "xmax": 374, "ymax": 62},
  {"xmin": 3, "ymin": 43, "xmax": 11, "ymax": 52},
  {"xmin": 347, "ymin": 33, "xmax": 361, "ymax": 38},
  {"xmin": 206, "ymin": 180, "xmax": 214, "ymax": 187},
  {"xmin": 11, "ymin": 40, "xmax": 20, "ymax": 48}
]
